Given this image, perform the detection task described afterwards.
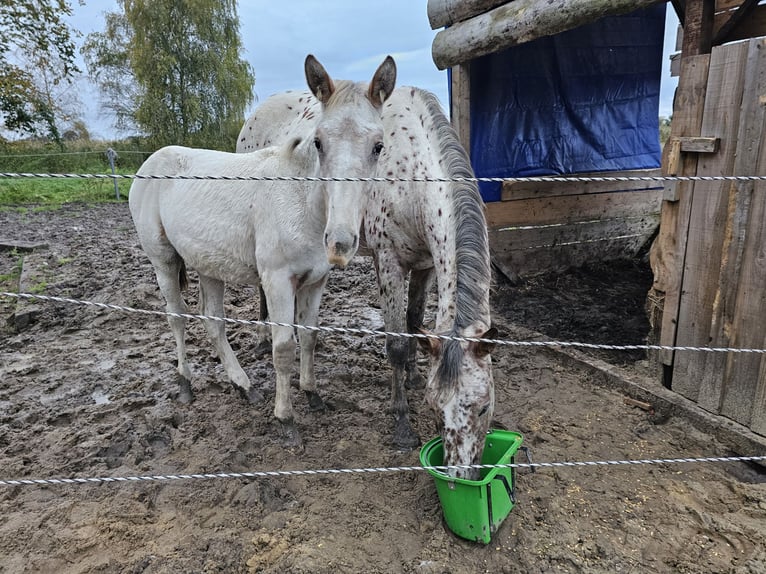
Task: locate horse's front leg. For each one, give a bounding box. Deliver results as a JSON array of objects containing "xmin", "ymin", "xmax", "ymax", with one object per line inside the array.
[
  {"xmin": 262, "ymin": 276, "xmax": 302, "ymax": 450},
  {"xmin": 406, "ymin": 267, "xmax": 434, "ymax": 390},
  {"xmin": 198, "ymin": 274, "xmax": 263, "ymax": 404},
  {"xmin": 296, "ymin": 275, "xmax": 329, "ymax": 412},
  {"xmin": 375, "ymin": 252, "xmax": 420, "ymax": 450}
]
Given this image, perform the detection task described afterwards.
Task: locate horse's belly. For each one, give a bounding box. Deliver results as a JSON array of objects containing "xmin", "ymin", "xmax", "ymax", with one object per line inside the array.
[
  {"xmin": 181, "ymin": 249, "xmax": 259, "ymax": 285},
  {"xmin": 162, "ymin": 213, "xmax": 259, "ymax": 285}
]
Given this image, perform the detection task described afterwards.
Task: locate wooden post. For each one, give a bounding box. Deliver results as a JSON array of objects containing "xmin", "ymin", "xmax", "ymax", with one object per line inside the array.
[
  {"xmin": 450, "ymin": 63, "xmax": 471, "ymax": 160},
  {"xmin": 681, "ymin": 0, "xmax": 715, "ymax": 56},
  {"xmin": 649, "ymin": 0, "xmax": 716, "ymax": 386}
]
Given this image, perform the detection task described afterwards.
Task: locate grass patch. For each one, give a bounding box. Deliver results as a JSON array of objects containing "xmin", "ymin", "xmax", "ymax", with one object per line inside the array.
[
  {"xmin": 0, "ymin": 250, "xmax": 23, "ymax": 288},
  {"xmin": 0, "ymin": 139, "xmax": 152, "ymax": 207},
  {"xmin": 0, "ymin": 174, "xmax": 133, "ymax": 205}
]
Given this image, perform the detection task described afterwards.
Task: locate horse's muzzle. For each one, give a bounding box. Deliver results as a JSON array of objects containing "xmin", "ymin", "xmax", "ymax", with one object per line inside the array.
[{"xmin": 325, "ymin": 233, "xmax": 358, "ymax": 268}]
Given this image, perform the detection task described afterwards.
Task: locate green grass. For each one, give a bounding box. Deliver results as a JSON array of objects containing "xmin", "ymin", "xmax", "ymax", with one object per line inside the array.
[
  {"xmin": 0, "ymin": 139, "xmax": 151, "ymax": 206},
  {"xmin": 0, "ymin": 173, "xmax": 133, "ymax": 204},
  {"xmin": 0, "ymin": 250, "xmax": 23, "ymax": 288},
  {"xmin": 0, "ymin": 171, "xmax": 133, "ymax": 205}
]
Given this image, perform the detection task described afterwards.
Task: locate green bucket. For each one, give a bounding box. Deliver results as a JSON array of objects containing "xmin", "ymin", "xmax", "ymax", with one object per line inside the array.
[{"xmin": 419, "ymin": 429, "xmax": 523, "ymax": 544}]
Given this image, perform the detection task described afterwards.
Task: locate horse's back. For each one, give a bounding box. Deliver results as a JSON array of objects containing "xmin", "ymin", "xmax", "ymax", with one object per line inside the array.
[
  {"xmin": 237, "ymin": 90, "xmax": 319, "ymax": 153},
  {"xmin": 129, "ymin": 139, "xmax": 321, "ymax": 284}
]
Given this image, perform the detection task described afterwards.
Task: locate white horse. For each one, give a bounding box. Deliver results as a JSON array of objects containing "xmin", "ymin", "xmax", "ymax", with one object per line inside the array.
[
  {"xmin": 238, "ymin": 79, "xmax": 497, "ymax": 479},
  {"xmin": 130, "ymin": 56, "xmax": 396, "ymax": 448}
]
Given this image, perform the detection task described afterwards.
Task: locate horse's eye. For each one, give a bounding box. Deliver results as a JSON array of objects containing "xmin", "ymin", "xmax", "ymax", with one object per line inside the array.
[
  {"xmin": 372, "ymin": 141, "xmax": 384, "ymax": 156},
  {"xmin": 314, "ymin": 138, "xmax": 322, "ymax": 152}
]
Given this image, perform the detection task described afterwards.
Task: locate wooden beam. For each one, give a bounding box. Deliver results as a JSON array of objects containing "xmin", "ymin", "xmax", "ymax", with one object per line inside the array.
[
  {"xmin": 716, "ymin": 5, "xmax": 766, "ymax": 44},
  {"xmin": 672, "ymin": 0, "xmax": 687, "ymax": 26},
  {"xmin": 450, "ymin": 63, "xmax": 472, "ymax": 159},
  {"xmin": 671, "ymin": 4, "xmax": 766, "ymax": 74},
  {"xmin": 713, "ymin": 0, "xmax": 762, "ymax": 44},
  {"xmin": 678, "ymin": 136, "xmax": 720, "ymax": 152},
  {"xmin": 427, "ymin": 0, "xmax": 509, "ymax": 29},
  {"xmin": 431, "ymin": 0, "xmax": 666, "ymax": 70},
  {"xmin": 501, "ymin": 169, "xmax": 663, "ymax": 201},
  {"xmin": 682, "ymin": 0, "xmax": 716, "ymax": 56}
]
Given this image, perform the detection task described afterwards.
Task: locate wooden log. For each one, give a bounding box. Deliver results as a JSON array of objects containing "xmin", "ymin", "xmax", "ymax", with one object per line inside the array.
[
  {"xmin": 427, "ymin": 0, "xmax": 509, "ymax": 29},
  {"xmin": 431, "ymin": 0, "xmax": 665, "ymax": 70}
]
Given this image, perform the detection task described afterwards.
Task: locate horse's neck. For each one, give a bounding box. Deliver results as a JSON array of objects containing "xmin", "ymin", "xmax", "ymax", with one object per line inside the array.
[{"xmin": 383, "ymin": 88, "xmax": 491, "ymax": 334}]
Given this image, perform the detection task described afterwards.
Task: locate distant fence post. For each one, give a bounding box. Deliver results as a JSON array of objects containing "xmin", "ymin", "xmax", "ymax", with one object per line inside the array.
[{"xmin": 106, "ymin": 148, "xmax": 120, "ymax": 200}]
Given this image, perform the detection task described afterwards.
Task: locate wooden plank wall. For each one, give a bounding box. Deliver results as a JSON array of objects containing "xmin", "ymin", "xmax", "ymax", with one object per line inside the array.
[
  {"xmin": 668, "ymin": 38, "xmax": 766, "ymax": 435},
  {"xmin": 486, "ymin": 171, "xmax": 663, "ymax": 279}
]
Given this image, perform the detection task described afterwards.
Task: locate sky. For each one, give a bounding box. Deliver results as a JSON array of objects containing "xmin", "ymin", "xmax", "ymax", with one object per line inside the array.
[{"xmin": 64, "ymin": 1, "xmax": 680, "ymax": 140}]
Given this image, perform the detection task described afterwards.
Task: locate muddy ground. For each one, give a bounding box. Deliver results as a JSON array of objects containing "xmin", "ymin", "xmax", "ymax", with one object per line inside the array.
[{"xmin": 0, "ymin": 202, "xmax": 764, "ymax": 574}]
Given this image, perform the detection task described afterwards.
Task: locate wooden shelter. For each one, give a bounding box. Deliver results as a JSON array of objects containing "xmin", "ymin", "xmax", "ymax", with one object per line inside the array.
[
  {"xmin": 648, "ymin": 0, "xmax": 766, "ymax": 437},
  {"xmin": 429, "ymin": 0, "xmax": 766, "ymax": 438},
  {"xmin": 428, "ymin": 0, "xmax": 668, "ymax": 279}
]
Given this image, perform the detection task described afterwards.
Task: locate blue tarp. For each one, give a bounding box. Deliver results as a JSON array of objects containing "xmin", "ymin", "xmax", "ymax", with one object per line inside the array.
[{"xmin": 456, "ymin": 5, "xmax": 666, "ymax": 202}]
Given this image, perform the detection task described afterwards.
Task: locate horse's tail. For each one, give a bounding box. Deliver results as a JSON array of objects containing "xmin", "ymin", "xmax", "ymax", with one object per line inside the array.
[{"xmin": 179, "ymin": 259, "xmax": 189, "ymax": 292}]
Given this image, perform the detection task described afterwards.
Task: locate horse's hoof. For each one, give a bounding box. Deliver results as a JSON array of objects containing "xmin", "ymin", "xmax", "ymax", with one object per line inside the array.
[
  {"xmin": 392, "ymin": 419, "xmax": 421, "ymax": 451},
  {"xmin": 279, "ymin": 418, "xmax": 304, "ymax": 452},
  {"xmin": 175, "ymin": 375, "xmax": 195, "ymax": 404},
  {"xmin": 236, "ymin": 384, "xmax": 264, "ymax": 405},
  {"xmin": 305, "ymin": 390, "xmax": 326, "ymax": 412},
  {"xmin": 253, "ymin": 340, "xmax": 272, "ymax": 359}
]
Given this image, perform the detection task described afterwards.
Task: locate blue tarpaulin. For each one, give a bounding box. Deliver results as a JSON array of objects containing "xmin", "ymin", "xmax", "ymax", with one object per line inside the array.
[{"xmin": 456, "ymin": 5, "xmax": 666, "ymax": 202}]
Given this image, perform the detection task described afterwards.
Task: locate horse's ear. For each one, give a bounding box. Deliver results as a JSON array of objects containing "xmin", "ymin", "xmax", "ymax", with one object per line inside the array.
[
  {"xmin": 305, "ymin": 54, "xmax": 335, "ymax": 104},
  {"xmin": 470, "ymin": 327, "xmax": 498, "ymax": 359},
  {"xmin": 418, "ymin": 328, "xmax": 440, "ymax": 357},
  {"xmin": 368, "ymin": 55, "xmax": 396, "ymax": 109}
]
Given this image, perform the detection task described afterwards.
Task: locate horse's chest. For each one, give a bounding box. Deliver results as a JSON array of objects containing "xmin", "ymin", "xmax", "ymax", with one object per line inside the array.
[{"xmin": 364, "ymin": 180, "xmax": 451, "ymax": 267}]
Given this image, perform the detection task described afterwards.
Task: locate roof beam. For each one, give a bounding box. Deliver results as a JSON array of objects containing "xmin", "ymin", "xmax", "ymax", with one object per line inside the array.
[
  {"xmin": 713, "ymin": 0, "xmax": 761, "ymax": 45},
  {"xmin": 431, "ymin": 0, "xmax": 666, "ymax": 70}
]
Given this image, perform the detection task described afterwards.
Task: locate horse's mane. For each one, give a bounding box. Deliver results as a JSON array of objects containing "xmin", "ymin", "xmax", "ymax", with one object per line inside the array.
[{"xmin": 413, "ymin": 88, "xmax": 491, "ymax": 394}]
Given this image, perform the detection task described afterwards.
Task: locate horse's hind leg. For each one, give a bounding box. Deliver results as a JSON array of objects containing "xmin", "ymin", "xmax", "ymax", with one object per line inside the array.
[
  {"xmin": 152, "ymin": 257, "xmax": 194, "ymax": 404},
  {"xmin": 254, "ymin": 284, "xmax": 272, "ymax": 358},
  {"xmin": 405, "ymin": 267, "xmax": 434, "ymax": 390},
  {"xmin": 198, "ymin": 274, "xmax": 263, "ymax": 404},
  {"xmin": 296, "ymin": 275, "xmax": 328, "ymax": 412}
]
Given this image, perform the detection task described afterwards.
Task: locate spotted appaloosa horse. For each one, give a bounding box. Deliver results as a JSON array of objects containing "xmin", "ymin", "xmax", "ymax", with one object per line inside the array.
[{"xmin": 238, "ymin": 62, "xmax": 496, "ymax": 479}]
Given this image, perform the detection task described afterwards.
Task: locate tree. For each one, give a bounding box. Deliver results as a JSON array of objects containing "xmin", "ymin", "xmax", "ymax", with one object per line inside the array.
[
  {"xmin": 84, "ymin": 0, "xmax": 255, "ymax": 149},
  {"xmin": 0, "ymin": 0, "xmax": 81, "ymax": 140}
]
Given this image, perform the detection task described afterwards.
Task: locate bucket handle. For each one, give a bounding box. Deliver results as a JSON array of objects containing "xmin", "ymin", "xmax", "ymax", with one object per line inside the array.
[
  {"xmin": 486, "ymin": 456, "xmax": 517, "ymax": 530},
  {"xmin": 519, "ymin": 445, "xmax": 535, "ymax": 473}
]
